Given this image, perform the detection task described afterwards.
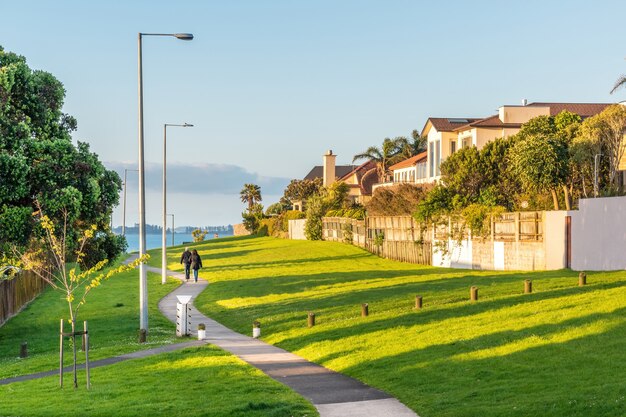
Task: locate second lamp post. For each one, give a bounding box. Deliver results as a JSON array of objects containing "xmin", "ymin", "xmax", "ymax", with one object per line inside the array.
[{"xmin": 162, "ymin": 123, "xmax": 193, "ymax": 285}]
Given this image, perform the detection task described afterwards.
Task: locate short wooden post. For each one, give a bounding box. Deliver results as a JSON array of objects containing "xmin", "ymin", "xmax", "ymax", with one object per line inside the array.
[
  {"xmin": 524, "ymin": 280, "xmax": 532, "ymax": 294},
  {"xmin": 59, "ymin": 319, "xmax": 64, "ymax": 388},
  {"xmin": 307, "ymin": 312, "xmax": 315, "ymax": 327},
  {"xmin": 470, "ymin": 286, "xmax": 478, "ymax": 301},
  {"xmin": 579, "ymin": 272, "xmax": 586, "ymax": 286},
  {"xmin": 19, "ymin": 342, "xmax": 27, "ymax": 358},
  {"xmin": 415, "ymin": 295, "xmax": 423, "ymax": 309},
  {"xmin": 138, "ymin": 328, "xmax": 147, "ymax": 343},
  {"xmin": 361, "ymin": 303, "xmax": 369, "ymax": 317},
  {"xmin": 84, "ymin": 321, "xmax": 90, "ymax": 390}
]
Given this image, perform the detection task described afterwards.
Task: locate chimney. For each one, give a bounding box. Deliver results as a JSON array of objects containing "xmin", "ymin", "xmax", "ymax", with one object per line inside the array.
[
  {"xmin": 323, "ymin": 150, "xmax": 336, "ymax": 187},
  {"xmin": 522, "ymin": 98, "xmax": 527, "ymax": 106}
]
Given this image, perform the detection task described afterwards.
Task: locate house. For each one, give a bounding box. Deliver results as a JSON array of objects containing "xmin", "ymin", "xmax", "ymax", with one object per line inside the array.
[
  {"xmin": 296, "ymin": 150, "xmax": 379, "ymax": 210},
  {"xmin": 383, "ymin": 101, "xmax": 614, "ymax": 188}
]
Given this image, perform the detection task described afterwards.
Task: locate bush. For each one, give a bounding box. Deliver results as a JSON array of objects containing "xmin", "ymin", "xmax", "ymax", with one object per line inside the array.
[
  {"xmin": 192, "ymin": 229, "xmax": 208, "ymax": 242},
  {"xmin": 367, "ymin": 183, "xmax": 430, "ymax": 216},
  {"xmin": 79, "ymin": 231, "xmax": 127, "ymax": 269}
]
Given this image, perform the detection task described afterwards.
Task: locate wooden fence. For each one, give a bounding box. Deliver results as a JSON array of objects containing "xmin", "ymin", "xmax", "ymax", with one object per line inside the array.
[
  {"xmin": 322, "ymin": 215, "xmax": 432, "ymax": 265},
  {"xmin": 0, "ymin": 270, "xmax": 47, "ymax": 327},
  {"xmin": 322, "ymin": 217, "xmax": 366, "ymax": 247}
]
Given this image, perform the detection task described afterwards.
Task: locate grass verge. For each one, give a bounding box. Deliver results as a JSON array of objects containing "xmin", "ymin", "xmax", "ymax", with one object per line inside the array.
[
  {"xmin": 0, "ymin": 345, "xmax": 317, "ymax": 417},
  {"xmin": 154, "ymin": 235, "xmax": 626, "ymax": 417}
]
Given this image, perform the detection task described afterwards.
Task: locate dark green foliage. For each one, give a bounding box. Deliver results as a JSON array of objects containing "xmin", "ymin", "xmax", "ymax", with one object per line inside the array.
[
  {"xmin": 79, "ymin": 232, "xmax": 127, "ymax": 269},
  {"xmin": 0, "ymin": 46, "xmax": 122, "ymax": 265},
  {"xmin": 304, "ymin": 194, "xmax": 326, "ymax": 240},
  {"xmin": 242, "ymin": 203, "xmax": 264, "ymax": 233}
]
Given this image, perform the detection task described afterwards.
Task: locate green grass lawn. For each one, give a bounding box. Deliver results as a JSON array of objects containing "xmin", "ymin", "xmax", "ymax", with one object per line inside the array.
[
  {"xmin": 0, "ymin": 345, "xmax": 317, "ymax": 417},
  {"xmin": 153, "ymin": 235, "xmax": 626, "ymax": 417},
  {"xmin": 0, "ymin": 268, "xmax": 180, "ymax": 379}
]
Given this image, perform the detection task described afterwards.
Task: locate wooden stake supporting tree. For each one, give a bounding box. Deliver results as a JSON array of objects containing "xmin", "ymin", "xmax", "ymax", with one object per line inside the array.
[{"xmin": 13, "ymin": 203, "xmax": 147, "ymax": 389}]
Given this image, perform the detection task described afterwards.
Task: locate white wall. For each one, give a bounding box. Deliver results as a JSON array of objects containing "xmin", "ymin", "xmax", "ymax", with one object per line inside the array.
[
  {"xmin": 571, "ymin": 196, "xmax": 626, "ymax": 271},
  {"xmin": 288, "ymin": 219, "xmax": 307, "ymax": 240},
  {"xmin": 544, "ymin": 211, "xmax": 569, "ymax": 270},
  {"xmin": 432, "ymin": 238, "xmax": 473, "ymax": 269}
]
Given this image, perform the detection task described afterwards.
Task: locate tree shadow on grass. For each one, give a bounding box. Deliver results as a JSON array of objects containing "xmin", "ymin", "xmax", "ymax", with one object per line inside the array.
[
  {"xmin": 334, "ymin": 309, "xmax": 626, "ymax": 417},
  {"xmin": 222, "ymin": 278, "xmax": 626, "ymax": 351}
]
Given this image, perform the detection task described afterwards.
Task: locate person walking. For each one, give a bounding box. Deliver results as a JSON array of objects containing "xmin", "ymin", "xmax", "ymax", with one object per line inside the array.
[
  {"xmin": 190, "ymin": 249, "xmax": 203, "ymax": 283},
  {"xmin": 180, "ymin": 247, "xmax": 192, "ymax": 281}
]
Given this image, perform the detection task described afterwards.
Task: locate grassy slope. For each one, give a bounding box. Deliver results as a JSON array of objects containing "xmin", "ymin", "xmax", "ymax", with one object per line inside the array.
[
  {"xmin": 0, "ymin": 258, "xmax": 319, "ymax": 417},
  {"xmin": 0, "ymin": 346, "xmax": 316, "ymax": 417},
  {"xmin": 154, "ymin": 236, "xmax": 626, "ymax": 417},
  {"xmin": 0, "ymin": 270, "xmax": 179, "ymax": 379}
]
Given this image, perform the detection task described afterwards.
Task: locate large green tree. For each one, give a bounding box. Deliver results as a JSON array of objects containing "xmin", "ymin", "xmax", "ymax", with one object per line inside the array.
[{"xmin": 0, "ymin": 46, "xmax": 123, "ymax": 264}]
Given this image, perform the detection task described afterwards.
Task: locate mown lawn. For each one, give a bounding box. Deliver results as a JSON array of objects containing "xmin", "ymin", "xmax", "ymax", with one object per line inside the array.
[
  {"xmin": 153, "ymin": 235, "xmax": 626, "ymax": 417},
  {"xmin": 0, "ymin": 269, "xmax": 179, "ymax": 379},
  {"xmin": 0, "ymin": 346, "xmax": 317, "ymax": 417},
  {"xmin": 0, "ymin": 257, "xmax": 319, "ymax": 417}
]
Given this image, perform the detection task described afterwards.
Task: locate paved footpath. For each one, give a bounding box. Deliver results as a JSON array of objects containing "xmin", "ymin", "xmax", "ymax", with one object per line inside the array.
[
  {"xmin": 151, "ymin": 264, "xmax": 418, "ymax": 417},
  {"xmin": 0, "ymin": 259, "xmax": 418, "ymax": 417}
]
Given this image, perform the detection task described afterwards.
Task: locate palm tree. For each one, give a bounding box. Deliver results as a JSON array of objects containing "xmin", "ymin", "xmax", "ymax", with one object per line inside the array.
[
  {"xmin": 610, "ymin": 74, "xmax": 626, "ymax": 94},
  {"xmin": 353, "ymin": 137, "xmax": 410, "ymax": 182},
  {"xmin": 240, "ymin": 183, "xmax": 262, "ymax": 210}
]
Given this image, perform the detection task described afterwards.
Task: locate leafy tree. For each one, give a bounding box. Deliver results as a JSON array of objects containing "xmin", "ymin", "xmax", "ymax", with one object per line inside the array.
[
  {"xmin": 239, "ymin": 183, "xmax": 262, "ymax": 210},
  {"xmin": 353, "ymin": 137, "xmax": 410, "ymax": 182},
  {"xmin": 192, "ymin": 229, "xmax": 208, "ymax": 242},
  {"xmin": 578, "ymin": 105, "xmax": 626, "ymax": 191},
  {"xmin": 304, "ymin": 194, "xmax": 327, "ymax": 240},
  {"xmin": 510, "ymin": 135, "xmax": 569, "ymax": 210},
  {"xmin": 265, "ymin": 202, "xmax": 286, "ymax": 216},
  {"xmin": 242, "ymin": 203, "xmax": 264, "ymax": 233},
  {"xmin": 282, "ymin": 178, "xmax": 322, "ymax": 203},
  {"xmin": 13, "ymin": 204, "xmax": 146, "ymax": 388},
  {"xmin": 0, "ymin": 46, "xmax": 122, "ymax": 264}
]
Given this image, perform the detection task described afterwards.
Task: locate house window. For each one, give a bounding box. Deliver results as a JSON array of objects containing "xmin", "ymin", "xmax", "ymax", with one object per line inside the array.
[
  {"xmin": 435, "ymin": 140, "xmax": 441, "ymax": 176},
  {"xmin": 450, "ymin": 141, "xmax": 456, "ymax": 155},
  {"xmin": 429, "ymin": 142, "xmax": 435, "ymax": 177},
  {"xmin": 462, "ymin": 137, "xmax": 471, "ymax": 148}
]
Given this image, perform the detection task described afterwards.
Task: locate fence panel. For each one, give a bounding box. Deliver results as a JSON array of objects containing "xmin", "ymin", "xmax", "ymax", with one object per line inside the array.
[{"xmin": 0, "ymin": 271, "xmax": 47, "ymax": 326}]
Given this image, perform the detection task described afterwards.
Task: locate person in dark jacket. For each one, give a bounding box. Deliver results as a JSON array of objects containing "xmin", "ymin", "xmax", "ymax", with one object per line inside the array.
[
  {"xmin": 190, "ymin": 249, "xmax": 203, "ymax": 283},
  {"xmin": 180, "ymin": 247, "xmax": 192, "ymax": 281}
]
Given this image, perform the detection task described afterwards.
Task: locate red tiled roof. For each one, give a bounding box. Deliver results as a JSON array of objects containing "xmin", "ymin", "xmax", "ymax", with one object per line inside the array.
[
  {"xmin": 338, "ymin": 160, "xmax": 377, "ymax": 181},
  {"xmin": 526, "ymin": 102, "xmax": 612, "ymax": 117},
  {"xmin": 453, "ymin": 114, "xmax": 521, "ymax": 131},
  {"xmin": 389, "ymin": 151, "xmax": 428, "ymax": 171},
  {"xmin": 421, "ymin": 117, "xmax": 480, "ymax": 136}
]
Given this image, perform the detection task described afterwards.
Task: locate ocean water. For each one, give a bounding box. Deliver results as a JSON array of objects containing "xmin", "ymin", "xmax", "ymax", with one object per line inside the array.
[{"xmin": 123, "ymin": 232, "xmax": 232, "ymax": 253}]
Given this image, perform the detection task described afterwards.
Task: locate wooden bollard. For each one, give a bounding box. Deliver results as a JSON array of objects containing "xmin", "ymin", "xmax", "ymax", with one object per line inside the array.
[
  {"xmin": 524, "ymin": 280, "xmax": 532, "ymax": 294},
  {"xmin": 579, "ymin": 272, "xmax": 586, "ymax": 286},
  {"xmin": 138, "ymin": 329, "xmax": 147, "ymax": 343},
  {"xmin": 307, "ymin": 312, "xmax": 315, "ymax": 328},
  {"xmin": 470, "ymin": 286, "xmax": 478, "ymax": 301},
  {"xmin": 361, "ymin": 303, "xmax": 369, "ymax": 317},
  {"xmin": 19, "ymin": 342, "xmax": 27, "ymax": 358},
  {"xmin": 415, "ymin": 295, "xmax": 423, "ymax": 309}
]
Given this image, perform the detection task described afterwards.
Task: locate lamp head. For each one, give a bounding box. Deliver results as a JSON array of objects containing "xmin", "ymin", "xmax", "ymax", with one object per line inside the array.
[
  {"xmin": 183, "ymin": 123, "xmax": 194, "ymax": 127},
  {"xmin": 174, "ymin": 33, "xmax": 194, "ymax": 41}
]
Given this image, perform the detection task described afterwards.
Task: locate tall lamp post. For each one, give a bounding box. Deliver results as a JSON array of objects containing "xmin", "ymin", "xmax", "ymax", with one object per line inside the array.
[
  {"xmin": 122, "ymin": 168, "xmax": 139, "ymax": 236},
  {"xmin": 162, "ymin": 123, "xmax": 193, "ymax": 285},
  {"xmin": 138, "ymin": 32, "xmax": 193, "ymax": 336},
  {"xmin": 593, "ymin": 153, "xmax": 604, "ymax": 198},
  {"xmin": 168, "ymin": 213, "xmax": 175, "ymax": 247}
]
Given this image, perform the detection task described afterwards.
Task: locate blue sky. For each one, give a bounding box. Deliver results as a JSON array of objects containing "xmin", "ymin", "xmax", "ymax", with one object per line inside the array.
[{"xmin": 1, "ymin": 0, "xmax": 625, "ymax": 226}]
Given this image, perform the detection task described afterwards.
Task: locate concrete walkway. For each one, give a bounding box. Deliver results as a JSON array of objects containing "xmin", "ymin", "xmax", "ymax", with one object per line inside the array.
[{"xmin": 150, "ymin": 263, "xmax": 418, "ymax": 417}]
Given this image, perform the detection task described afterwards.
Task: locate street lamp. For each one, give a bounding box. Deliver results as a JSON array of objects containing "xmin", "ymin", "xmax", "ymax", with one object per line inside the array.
[
  {"xmin": 122, "ymin": 169, "xmax": 139, "ymax": 236},
  {"xmin": 162, "ymin": 123, "xmax": 193, "ymax": 285},
  {"xmin": 138, "ymin": 32, "xmax": 193, "ymax": 336},
  {"xmin": 168, "ymin": 213, "xmax": 175, "ymax": 246},
  {"xmin": 594, "ymin": 153, "xmax": 603, "ymax": 198}
]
